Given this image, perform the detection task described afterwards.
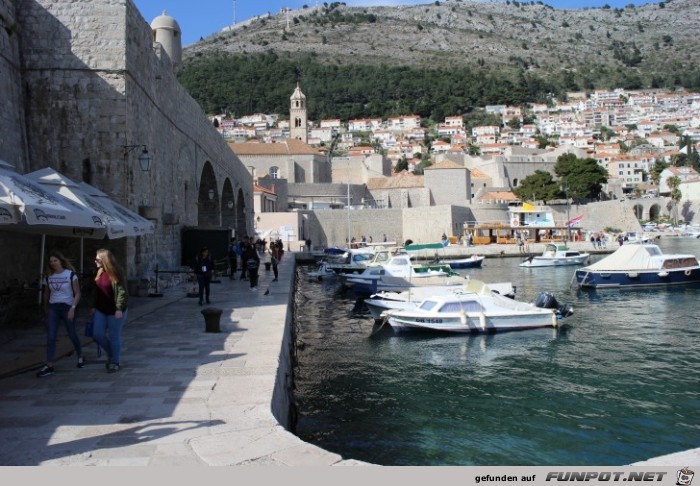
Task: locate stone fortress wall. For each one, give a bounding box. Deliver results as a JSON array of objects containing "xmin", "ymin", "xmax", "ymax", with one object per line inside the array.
[{"xmin": 0, "ymin": 0, "xmax": 252, "ymax": 285}]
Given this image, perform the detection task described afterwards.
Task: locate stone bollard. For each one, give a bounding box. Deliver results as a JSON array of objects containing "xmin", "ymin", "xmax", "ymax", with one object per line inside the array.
[{"xmin": 201, "ymin": 307, "xmax": 223, "ymax": 333}]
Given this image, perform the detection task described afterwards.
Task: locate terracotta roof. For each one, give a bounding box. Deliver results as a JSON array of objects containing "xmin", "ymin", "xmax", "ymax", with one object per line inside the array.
[
  {"xmin": 253, "ymin": 184, "xmax": 277, "ymax": 195},
  {"xmin": 366, "ymin": 172, "xmax": 424, "ymax": 189},
  {"xmin": 468, "ymin": 167, "xmax": 490, "ymax": 179},
  {"xmin": 228, "ymin": 139, "xmax": 321, "ymax": 156}
]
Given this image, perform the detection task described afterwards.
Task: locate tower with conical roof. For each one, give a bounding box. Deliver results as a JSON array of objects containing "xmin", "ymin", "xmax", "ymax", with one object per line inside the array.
[
  {"xmin": 150, "ymin": 11, "xmax": 182, "ymax": 72},
  {"xmin": 289, "ymin": 83, "xmax": 308, "ymax": 143}
]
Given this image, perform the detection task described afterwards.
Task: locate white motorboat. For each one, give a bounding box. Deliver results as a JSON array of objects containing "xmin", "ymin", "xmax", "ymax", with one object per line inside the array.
[
  {"xmin": 364, "ymin": 279, "xmax": 516, "ymax": 320},
  {"xmin": 339, "ymin": 252, "xmax": 455, "ymax": 295},
  {"xmin": 573, "ymin": 243, "xmax": 700, "ymax": 288},
  {"xmin": 377, "ymin": 282, "xmax": 573, "ymax": 334},
  {"xmin": 520, "ymin": 244, "xmax": 590, "ymax": 268}
]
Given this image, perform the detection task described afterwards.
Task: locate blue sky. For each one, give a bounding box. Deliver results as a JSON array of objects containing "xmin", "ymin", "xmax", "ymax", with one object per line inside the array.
[{"xmin": 133, "ymin": 0, "xmax": 655, "ymax": 46}]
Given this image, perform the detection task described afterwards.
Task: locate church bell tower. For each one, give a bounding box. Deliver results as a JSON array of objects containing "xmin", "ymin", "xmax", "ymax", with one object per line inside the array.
[{"xmin": 289, "ymin": 83, "xmax": 308, "ymax": 143}]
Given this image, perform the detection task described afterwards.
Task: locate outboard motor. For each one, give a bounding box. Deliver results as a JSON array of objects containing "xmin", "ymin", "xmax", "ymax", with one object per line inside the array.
[{"xmin": 534, "ymin": 292, "xmax": 574, "ymax": 318}]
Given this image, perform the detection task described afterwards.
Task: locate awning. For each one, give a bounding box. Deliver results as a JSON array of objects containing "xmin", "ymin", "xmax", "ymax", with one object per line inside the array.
[
  {"xmin": 0, "ymin": 166, "xmax": 106, "ymax": 238},
  {"xmin": 25, "ymin": 167, "xmax": 154, "ymax": 239}
]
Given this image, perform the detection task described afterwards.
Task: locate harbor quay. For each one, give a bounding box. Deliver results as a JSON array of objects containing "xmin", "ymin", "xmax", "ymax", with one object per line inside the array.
[
  {"xmin": 0, "ymin": 248, "xmax": 698, "ymax": 466},
  {"xmin": 0, "ymin": 254, "xmax": 364, "ymax": 466}
]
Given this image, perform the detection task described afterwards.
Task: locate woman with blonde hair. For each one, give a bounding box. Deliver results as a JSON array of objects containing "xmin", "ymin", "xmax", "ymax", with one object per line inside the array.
[
  {"xmin": 36, "ymin": 250, "xmax": 84, "ymax": 377},
  {"xmin": 91, "ymin": 248, "xmax": 128, "ymax": 373}
]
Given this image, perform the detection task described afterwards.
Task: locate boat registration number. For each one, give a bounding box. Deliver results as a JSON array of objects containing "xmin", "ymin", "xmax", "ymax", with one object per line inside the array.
[{"xmin": 416, "ymin": 318, "xmax": 443, "ymax": 324}]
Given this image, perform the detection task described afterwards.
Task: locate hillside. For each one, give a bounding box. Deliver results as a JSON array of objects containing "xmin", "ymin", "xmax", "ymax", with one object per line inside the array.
[{"xmin": 179, "ymin": 0, "xmax": 700, "ymax": 119}]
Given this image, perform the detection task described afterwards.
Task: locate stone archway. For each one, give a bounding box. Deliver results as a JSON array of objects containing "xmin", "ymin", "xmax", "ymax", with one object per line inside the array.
[
  {"xmin": 633, "ymin": 204, "xmax": 644, "ymax": 220},
  {"xmin": 222, "ymin": 178, "xmax": 235, "ymax": 229},
  {"xmin": 649, "ymin": 203, "xmax": 661, "ymax": 221},
  {"xmin": 197, "ymin": 162, "xmax": 219, "ymax": 226}
]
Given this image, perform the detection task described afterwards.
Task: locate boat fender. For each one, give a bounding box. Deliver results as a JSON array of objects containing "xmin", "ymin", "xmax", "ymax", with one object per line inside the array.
[
  {"xmin": 658, "ymin": 271, "xmax": 669, "ymax": 277},
  {"xmin": 685, "ymin": 269, "xmax": 692, "ymax": 276},
  {"xmin": 551, "ymin": 313, "xmax": 558, "ymax": 328},
  {"xmin": 460, "ymin": 310, "xmax": 467, "ymax": 326},
  {"xmin": 479, "ymin": 312, "xmax": 487, "ymax": 330},
  {"xmin": 627, "ymin": 272, "xmax": 639, "ymax": 278}
]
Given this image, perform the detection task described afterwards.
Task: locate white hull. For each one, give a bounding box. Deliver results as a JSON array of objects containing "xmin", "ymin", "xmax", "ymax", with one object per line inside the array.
[
  {"xmin": 388, "ymin": 311, "xmax": 558, "ymax": 333},
  {"xmin": 374, "ymin": 279, "xmax": 570, "ymax": 334},
  {"xmin": 520, "ymin": 254, "xmax": 589, "ymax": 267}
]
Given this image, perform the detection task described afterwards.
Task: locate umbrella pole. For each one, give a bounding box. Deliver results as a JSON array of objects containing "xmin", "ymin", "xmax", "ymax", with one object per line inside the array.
[
  {"xmin": 80, "ymin": 237, "xmax": 84, "ymax": 276},
  {"xmin": 38, "ymin": 234, "xmax": 46, "ymax": 304}
]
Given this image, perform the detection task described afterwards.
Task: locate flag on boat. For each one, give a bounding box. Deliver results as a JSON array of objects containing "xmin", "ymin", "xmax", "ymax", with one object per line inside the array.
[
  {"xmin": 566, "ymin": 215, "xmax": 583, "ymax": 227},
  {"xmin": 522, "ymin": 202, "xmax": 535, "ymax": 211}
]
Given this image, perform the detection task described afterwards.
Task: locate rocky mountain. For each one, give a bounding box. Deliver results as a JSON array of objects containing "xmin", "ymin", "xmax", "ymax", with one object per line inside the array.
[{"xmin": 179, "ymin": 0, "xmax": 700, "ymax": 118}]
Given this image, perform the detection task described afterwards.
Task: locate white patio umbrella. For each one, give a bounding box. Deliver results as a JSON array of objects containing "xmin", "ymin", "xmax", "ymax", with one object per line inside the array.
[
  {"xmin": 0, "ymin": 165, "xmax": 107, "ymax": 301},
  {"xmin": 77, "ymin": 181, "xmax": 154, "ymax": 237}
]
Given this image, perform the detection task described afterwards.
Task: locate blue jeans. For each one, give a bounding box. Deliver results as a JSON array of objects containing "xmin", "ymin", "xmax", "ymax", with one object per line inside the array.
[
  {"xmin": 93, "ymin": 309, "xmax": 128, "ymax": 364},
  {"xmin": 46, "ymin": 303, "xmax": 82, "ymax": 363}
]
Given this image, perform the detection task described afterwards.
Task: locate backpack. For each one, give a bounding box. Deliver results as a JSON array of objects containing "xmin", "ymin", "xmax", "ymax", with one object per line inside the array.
[{"xmin": 246, "ymin": 258, "xmax": 259, "ymax": 270}]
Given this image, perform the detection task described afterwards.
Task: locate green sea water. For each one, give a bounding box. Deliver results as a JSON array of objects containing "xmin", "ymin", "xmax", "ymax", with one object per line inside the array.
[{"xmin": 292, "ymin": 238, "xmax": 700, "ymax": 465}]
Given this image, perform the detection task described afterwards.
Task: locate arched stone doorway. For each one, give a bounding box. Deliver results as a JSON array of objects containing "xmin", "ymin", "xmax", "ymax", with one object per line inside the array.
[
  {"xmin": 633, "ymin": 204, "xmax": 643, "ymax": 220},
  {"xmin": 198, "ymin": 162, "xmax": 219, "ymax": 227},
  {"xmin": 649, "ymin": 203, "xmax": 661, "ymax": 221},
  {"xmin": 222, "ymin": 178, "xmax": 235, "ymax": 230}
]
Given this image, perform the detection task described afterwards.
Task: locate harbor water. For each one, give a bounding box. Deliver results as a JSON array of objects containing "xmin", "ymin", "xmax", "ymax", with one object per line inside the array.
[{"xmin": 291, "ymin": 238, "xmax": 700, "ymax": 466}]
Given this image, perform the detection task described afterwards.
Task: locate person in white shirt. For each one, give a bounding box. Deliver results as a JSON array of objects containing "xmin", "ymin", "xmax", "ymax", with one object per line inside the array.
[{"xmin": 36, "ymin": 251, "xmax": 83, "ymax": 377}]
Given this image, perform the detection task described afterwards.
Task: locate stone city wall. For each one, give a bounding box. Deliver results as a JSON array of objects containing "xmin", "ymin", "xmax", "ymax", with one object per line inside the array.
[
  {"xmin": 0, "ymin": 0, "xmax": 25, "ymax": 167},
  {"xmin": 1, "ymin": 0, "xmax": 251, "ymax": 284}
]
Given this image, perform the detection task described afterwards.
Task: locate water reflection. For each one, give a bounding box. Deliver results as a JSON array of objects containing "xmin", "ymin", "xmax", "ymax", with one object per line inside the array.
[{"xmin": 293, "ymin": 239, "xmax": 700, "ymax": 465}]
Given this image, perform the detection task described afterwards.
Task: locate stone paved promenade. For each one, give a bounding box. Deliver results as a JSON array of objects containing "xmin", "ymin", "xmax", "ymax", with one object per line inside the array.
[
  {"xmin": 0, "ymin": 246, "xmax": 697, "ymax": 466},
  {"xmin": 0, "ymin": 254, "xmax": 363, "ymax": 466}
]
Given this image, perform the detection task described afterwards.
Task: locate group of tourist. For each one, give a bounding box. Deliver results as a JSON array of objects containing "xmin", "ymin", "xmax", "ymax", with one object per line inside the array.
[
  {"xmin": 192, "ymin": 236, "xmax": 285, "ymax": 305},
  {"xmin": 37, "ymin": 234, "xmax": 286, "ymax": 379},
  {"xmin": 37, "ymin": 248, "xmax": 127, "ymax": 378}
]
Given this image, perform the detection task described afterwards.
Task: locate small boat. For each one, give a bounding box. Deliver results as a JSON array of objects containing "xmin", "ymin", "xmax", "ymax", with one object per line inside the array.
[
  {"xmin": 520, "ymin": 244, "xmax": 590, "ymax": 268},
  {"xmin": 377, "ymin": 282, "xmax": 573, "ymax": 334},
  {"xmin": 573, "ymin": 244, "xmax": 700, "ymax": 289},
  {"xmin": 307, "ymin": 262, "xmax": 336, "ymax": 280},
  {"xmin": 441, "ymin": 255, "xmax": 485, "ymax": 269},
  {"xmin": 364, "ymin": 279, "xmax": 516, "ymax": 320},
  {"xmin": 340, "ymin": 253, "xmax": 455, "ymax": 295}
]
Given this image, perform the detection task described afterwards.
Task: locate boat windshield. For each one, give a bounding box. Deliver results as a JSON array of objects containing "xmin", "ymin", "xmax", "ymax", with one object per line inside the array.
[
  {"xmin": 644, "ymin": 246, "xmax": 662, "ymax": 257},
  {"xmin": 419, "ymin": 300, "xmax": 439, "ymax": 311},
  {"xmin": 439, "ymin": 301, "xmax": 483, "ymax": 313},
  {"xmin": 352, "ymin": 254, "xmax": 374, "ymax": 263}
]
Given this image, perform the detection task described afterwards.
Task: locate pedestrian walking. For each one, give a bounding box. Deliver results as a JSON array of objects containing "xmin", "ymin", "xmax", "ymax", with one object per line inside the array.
[
  {"xmin": 239, "ymin": 236, "xmax": 250, "ymax": 281},
  {"xmin": 91, "ymin": 248, "xmax": 128, "ymax": 373},
  {"xmin": 193, "ymin": 247, "xmax": 214, "ymax": 305},
  {"xmin": 242, "ymin": 240, "xmax": 261, "ymax": 290},
  {"xmin": 269, "ymin": 241, "xmax": 281, "ymax": 282},
  {"xmin": 227, "ymin": 237, "xmax": 238, "ymax": 280},
  {"xmin": 36, "ymin": 251, "xmax": 84, "ymax": 377}
]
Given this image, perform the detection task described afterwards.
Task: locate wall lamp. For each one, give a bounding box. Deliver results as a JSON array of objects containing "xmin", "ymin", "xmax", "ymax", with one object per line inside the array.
[
  {"xmin": 208, "ymin": 188, "xmax": 215, "ymax": 200},
  {"xmin": 123, "ymin": 145, "xmax": 152, "ymax": 172}
]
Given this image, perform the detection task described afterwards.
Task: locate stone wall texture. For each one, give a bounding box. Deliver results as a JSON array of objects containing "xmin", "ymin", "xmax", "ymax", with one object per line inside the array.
[{"xmin": 0, "ymin": 0, "xmax": 252, "ymax": 286}]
